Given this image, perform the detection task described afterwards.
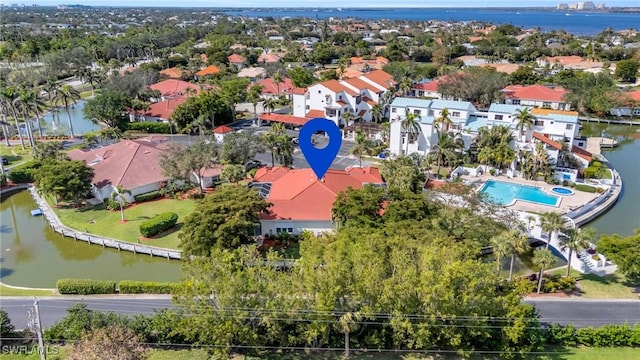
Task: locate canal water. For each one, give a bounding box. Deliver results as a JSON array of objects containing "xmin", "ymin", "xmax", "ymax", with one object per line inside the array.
[
  {"xmin": 0, "ymin": 191, "xmax": 182, "ymax": 288},
  {"xmin": 580, "ymin": 123, "xmax": 640, "ymax": 238}
]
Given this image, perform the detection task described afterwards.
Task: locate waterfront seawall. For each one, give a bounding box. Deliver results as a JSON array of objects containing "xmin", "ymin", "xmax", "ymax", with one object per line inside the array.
[{"xmin": 24, "ymin": 186, "xmax": 182, "ymax": 260}]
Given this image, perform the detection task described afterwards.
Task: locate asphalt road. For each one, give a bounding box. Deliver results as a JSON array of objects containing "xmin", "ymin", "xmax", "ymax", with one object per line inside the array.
[{"xmin": 2, "ymin": 297, "xmax": 639, "ymax": 331}]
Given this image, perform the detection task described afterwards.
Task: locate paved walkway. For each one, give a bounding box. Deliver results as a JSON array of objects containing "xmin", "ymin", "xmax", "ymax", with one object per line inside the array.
[{"xmin": 27, "ymin": 186, "xmax": 182, "ymax": 260}]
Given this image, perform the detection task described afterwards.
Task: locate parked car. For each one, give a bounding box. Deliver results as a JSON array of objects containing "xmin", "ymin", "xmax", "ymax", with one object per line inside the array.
[
  {"xmin": 245, "ymin": 160, "xmax": 264, "ymax": 171},
  {"xmin": 1, "ymin": 158, "xmax": 8, "ymax": 165}
]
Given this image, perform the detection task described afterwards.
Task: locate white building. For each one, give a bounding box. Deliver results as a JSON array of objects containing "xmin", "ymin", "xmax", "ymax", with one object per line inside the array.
[
  {"xmin": 292, "ymin": 70, "xmax": 397, "ymax": 126},
  {"xmin": 388, "ymin": 98, "xmax": 590, "ymax": 169}
]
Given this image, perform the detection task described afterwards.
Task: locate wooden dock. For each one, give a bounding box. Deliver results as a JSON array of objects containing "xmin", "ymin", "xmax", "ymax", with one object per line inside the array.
[{"xmin": 586, "ymin": 137, "xmax": 617, "ymax": 155}]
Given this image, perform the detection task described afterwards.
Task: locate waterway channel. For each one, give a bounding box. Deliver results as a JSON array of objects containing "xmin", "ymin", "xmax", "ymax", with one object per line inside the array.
[
  {"xmin": 0, "ymin": 191, "xmax": 182, "ymax": 288},
  {"xmin": 0, "ymin": 123, "xmax": 637, "ymax": 288}
]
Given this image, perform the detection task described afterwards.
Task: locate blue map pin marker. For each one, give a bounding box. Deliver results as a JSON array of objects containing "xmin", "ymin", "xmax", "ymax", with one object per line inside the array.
[{"xmin": 299, "ymin": 118, "xmax": 342, "ymax": 180}]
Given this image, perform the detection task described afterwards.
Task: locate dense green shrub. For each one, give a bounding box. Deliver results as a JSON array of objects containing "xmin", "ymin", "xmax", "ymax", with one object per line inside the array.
[
  {"xmin": 118, "ymin": 281, "xmax": 178, "ymax": 294},
  {"xmin": 139, "ymin": 212, "xmax": 178, "ymax": 237},
  {"xmin": 104, "ymin": 198, "xmax": 121, "ymax": 211},
  {"xmin": 56, "ymin": 279, "xmax": 117, "ymax": 295},
  {"xmin": 546, "ymin": 324, "xmax": 640, "ymax": 347},
  {"xmin": 542, "ymin": 275, "xmax": 577, "ymax": 293},
  {"xmin": 0, "ymin": 309, "xmax": 15, "ymax": 338},
  {"xmin": 575, "ymin": 184, "xmax": 596, "ymax": 193},
  {"xmin": 134, "ymin": 190, "xmax": 161, "ymax": 202},
  {"xmin": 0, "ymin": 173, "xmax": 6, "ymax": 186},
  {"xmin": 7, "ymin": 160, "xmax": 40, "ymax": 183},
  {"xmin": 44, "ymin": 303, "xmax": 130, "ymax": 342},
  {"xmin": 126, "ymin": 121, "xmax": 171, "ymax": 134}
]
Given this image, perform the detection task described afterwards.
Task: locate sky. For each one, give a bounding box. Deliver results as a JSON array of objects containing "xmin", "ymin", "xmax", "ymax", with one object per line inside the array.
[{"xmin": 10, "ymin": 1, "xmax": 640, "ymax": 8}]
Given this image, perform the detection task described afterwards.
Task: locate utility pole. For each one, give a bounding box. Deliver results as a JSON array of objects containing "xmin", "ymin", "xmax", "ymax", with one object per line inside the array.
[{"xmin": 33, "ymin": 297, "xmax": 46, "ymax": 360}]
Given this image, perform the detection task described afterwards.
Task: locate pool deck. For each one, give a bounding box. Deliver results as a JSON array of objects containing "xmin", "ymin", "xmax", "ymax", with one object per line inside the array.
[{"xmin": 463, "ymin": 174, "xmax": 599, "ymax": 214}]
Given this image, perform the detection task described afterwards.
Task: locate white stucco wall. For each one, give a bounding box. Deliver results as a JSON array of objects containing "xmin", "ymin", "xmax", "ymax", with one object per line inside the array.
[{"xmin": 260, "ymin": 220, "xmax": 334, "ymax": 236}]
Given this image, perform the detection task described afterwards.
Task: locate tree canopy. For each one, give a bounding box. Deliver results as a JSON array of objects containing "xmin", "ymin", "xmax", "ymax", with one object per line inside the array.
[
  {"xmin": 34, "ymin": 159, "xmax": 94, "ymax": 206},
  {"xmin": 83, "ymin": 89, "xmax": 132, "ymax": 128},
  {"xmin": 178, "ymin": 184, "xmax": 270, "ymax": 256}
]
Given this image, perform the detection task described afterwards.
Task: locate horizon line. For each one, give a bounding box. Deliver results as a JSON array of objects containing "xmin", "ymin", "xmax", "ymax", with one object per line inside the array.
[{"xmin": 6, "ymin": 5, "xmax": 640, "ymax": 9}]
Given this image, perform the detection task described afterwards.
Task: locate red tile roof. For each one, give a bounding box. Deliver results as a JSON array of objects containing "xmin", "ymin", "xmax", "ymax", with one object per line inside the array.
[
  {"xmin": 150, "ymin": 79, "xmax": 200, "ymax": 98},
  {"xmin": 195, "ymin": 65, "xmax": 221, "ymax": 77},
  {"xmin": 360, "ymin": 69, "xmax": 397, "ymax": 89},
  {"xmin": 571, "ymin": 145, "xmax": 592, "ymax": 162},
  {"xmin": 159, "ymin": 67, "xmax": 186, "ymax": 79},
  {"xmin": 627, "ymin": 90, "xmax": 640, "ymax": 102},
  {"xmin": 287, "ymin": 87, "xmax": 307, "ymax": 95},
  {"xmin": 258, "ymin": 77, "xmax": 294, "ymax": 95},
  {"xmin": 502, "ymin": 84, "xmax": 568, "ymax": 103},
  {"xmin": 213, "ymin": 125, "xmax": 233, "ymax": 134},
  {"xmin": 253, "ymin": 167, "xmax": 383, "ymax": 221},
  {"xmin": 305, "ymin": 109, "xmax": 325, "ymax": 118},
  {"xmin": 259, "ymin": 113, "xmax": 310, "ymax": 127},
  {"xmin": 227, "ymin": 53, "xmax": 246, "ymax": 64},
  {"xmin": 321, "ymin": 79, "xmax": 358, "ymax": 96},
  {"xmin": 343, "ymin": 77, "xmax": 380, "ymax": 92},
  {"xmin": 145, "ymin": 97, "xmax": 187, "ymax": 120},
  {"xmin": 532, "ymin": 132, "xmax": 562, "ymax": 150},
  {"xmin": 67, "ymin": 138, "xmax": 172, "ymax": 191},
  {"xmin": 258, "ymin": 53, "xmax": 281, "ymax": 63}
]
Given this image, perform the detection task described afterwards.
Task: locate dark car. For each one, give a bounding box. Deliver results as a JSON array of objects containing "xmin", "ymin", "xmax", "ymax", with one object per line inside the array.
[
  {"xmin": 1, "ymin": 158, "xmax": 8, "ymax": 165},
  {"xmin": 245, "ymin": 160, "xmax": 264, "ymax": 171}
]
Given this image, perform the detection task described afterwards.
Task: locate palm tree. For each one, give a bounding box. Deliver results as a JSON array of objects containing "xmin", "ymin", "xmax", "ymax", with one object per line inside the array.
[
  {"xmin": 540, "ymin": 212, "xmax": 567, "ymax": 250},
  {"xmin": 434, "ymin": 107, "xmax": 453, "ymax": 132},
  {"xmin": 514, "ymin": 107, "xmax": 536, "ymax": 139},
  {"xmin": 350, "ymin": 130, "xmax": 370, "ymax": 167},
  {"xmin": 370, "ymin": 103, "xmax": 383, "ymax": 123},
  {"xmin": 247, "ymin": 84, "xmax": 264, "ymax": 121},
  {"xmin": 428, "ymin": 131, "xmax": 463, "ymax": 179},
  {"xmin": 505, "ymin": 230, "xmax": 529, "ymax": 281},
  {"xmin": 380, "ymin": 122, "xmax": 390, "ymax": 143},
  {"xmin": 54, "ymin": 85, "xmax": 81, "ymax": 138},
  {"xmin": 111, "ymin": 185, "xmax": 132, "ymax": 223},
  {"xmin": 265, "ymin": 123, "xmax": 286, "ymax": 167},
  {"xmin": 19, "ymin": 89, "xmax": 46, "ymax": 138},
  {"xmin": 271, "ymin": 70, "xmax": 284, "ymax": 96},
  {"xmin": 262, "ymin": 98, "xmax": 278, "ymax": 114},
  {"xmin": 526, "ymin": 214, "xmax": 537, "ymax": 229},
  {"xmin": 491, "ymin": 233, "xmax": 511, "ymax": 275},
  {"xmin": 402, "ymin": 108, "xmax": 420, "ymax": 155},
  {"xmin": 559, "ymin": 227, "xmax": 596, "ymax": 277},
  {"xmin": 533, "ymin": 248, "xmax": 556, "ymax": 294},
  {"xmin": 14, "ymin": 93, "xmax": 36, "ymax": 148},
  {"xmin": 342, "ymin": 110, "xmax": 355, "ymax": 128},
  {"xmin": 337, "ymin": 312, "xmax": 361, "ymax": 358},
  {"xmin": 1, "ymin": 87, "xmax": 26, "ymax": 150}
]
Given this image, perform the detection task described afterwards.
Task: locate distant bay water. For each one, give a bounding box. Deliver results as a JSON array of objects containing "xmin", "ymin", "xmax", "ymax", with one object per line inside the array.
[{"xmin": 220, "ymin": 8, "xmax": 640, "ymax": 36}]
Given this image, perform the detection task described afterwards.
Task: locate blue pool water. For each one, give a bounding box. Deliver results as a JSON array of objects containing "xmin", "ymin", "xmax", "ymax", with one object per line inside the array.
[
  {"xmin": 552, "ymin": 187, "xmax": 574, "ymax": 195},
  {"xmin": 480, "ymin": 180, "xmax": 559, "ymax": 207}
]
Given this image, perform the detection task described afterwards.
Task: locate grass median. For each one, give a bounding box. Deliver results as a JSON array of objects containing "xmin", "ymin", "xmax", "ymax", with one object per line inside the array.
[{"xmin": 52, "ymin": 198, "xmax": 196, "ymax": 250}]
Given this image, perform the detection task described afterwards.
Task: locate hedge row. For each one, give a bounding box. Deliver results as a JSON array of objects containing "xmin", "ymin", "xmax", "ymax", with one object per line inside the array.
[
  {"xmin": 139, "ymin": 212, "xmax": 178, "ymax": 237},
  {"xmin": 56, "ymin": 279, "xmax": 116, "ymax": 295},
  {"xmin": 134, "ymin": 190, "xmax": 162, "ymax": 203},
  {"xmin": 126, "ymin": 121, "xmax": 171, "ymax": 134},
  {"xmin": 575, "ymin": 184, "xmax": 597, "ymax": 193},
  {"xmin": 545, "ymin": 324, "xmax": 640, "ymax": 347},
  {"xmin": 118, "ymin": 280, "xmax": 178, "ymax": 294}
]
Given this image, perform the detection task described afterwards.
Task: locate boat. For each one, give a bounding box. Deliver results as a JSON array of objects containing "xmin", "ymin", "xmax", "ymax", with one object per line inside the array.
[{"xmin": 31, "ymin": 209, "xmax": 43, "ymax": 216}]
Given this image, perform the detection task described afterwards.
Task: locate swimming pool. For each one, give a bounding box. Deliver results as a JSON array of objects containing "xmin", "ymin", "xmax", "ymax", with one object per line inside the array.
[
  {"xmin": 551, "ymin": 187, "xmax": 574, "ymax": 195},
  {"xmin": 479, "ymin": 180, "xmax": 560, "ymax": 207}
]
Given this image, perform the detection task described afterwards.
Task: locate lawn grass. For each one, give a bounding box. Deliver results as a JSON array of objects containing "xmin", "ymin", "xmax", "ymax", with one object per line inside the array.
[
  {"xmin": 0, "ymin": 145, "xmax": 34, "ymax": 166},
  {"xmin": 53, "ymin": 198, "xmax": 197, "ymax": 250},
  {"xmin": 0, "ymin": 284, "xmax": 56, "ymax": 297},
  {"xmin": 550, "ymin": 268, "xmax": 638, "ymax": 299}
]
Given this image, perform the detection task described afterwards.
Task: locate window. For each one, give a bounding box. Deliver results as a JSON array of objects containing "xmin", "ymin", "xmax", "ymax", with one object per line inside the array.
[
  {"xmin": 495, "ymin": 114, "xmax": 503, "ymax": 120},
  {"xmin": 534, "ymin": 120, "xmax": 544, "ymax": 126},
  {"xmin": 543, "ymin": 102, "xmax": 551, "ymax": 108},
  {"xmin": 512, "ymin": 100, "xmax": 521, "ymax": 105},
  {"xmin": 413, "ymin": 109, "xmax": 421, "ymax": 115},
  {"xmin": 318, "ymin": 90, "xmax": 321, "ymax": 94},
  {"xmin": 391, "ymin": 108, "xmax": 397, "ymax": 113},
  {"xmin": 326, "ymin": 109, "xmax": 337, "ymax": 117},
  {"xmin": 566, "ymin": 124, "xmax": 573, "ymax": 130},
  {"xmin": 275, "ymin": 227, "xmax": 293, "ymax": 234},
  {"xmin": 305, "ymin": 105, "xmax": 310, "ymax": 110},
  {"xmin": 451, "ymin": 111, "xmax": 460, "ymax": 117},
  {"xmin": 325, "ymin": 95, "xmax": 332, "ymax": 105},
  {"xmin": 428, "ymin": 110, "xmax": 434, "ymax": 116}
]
